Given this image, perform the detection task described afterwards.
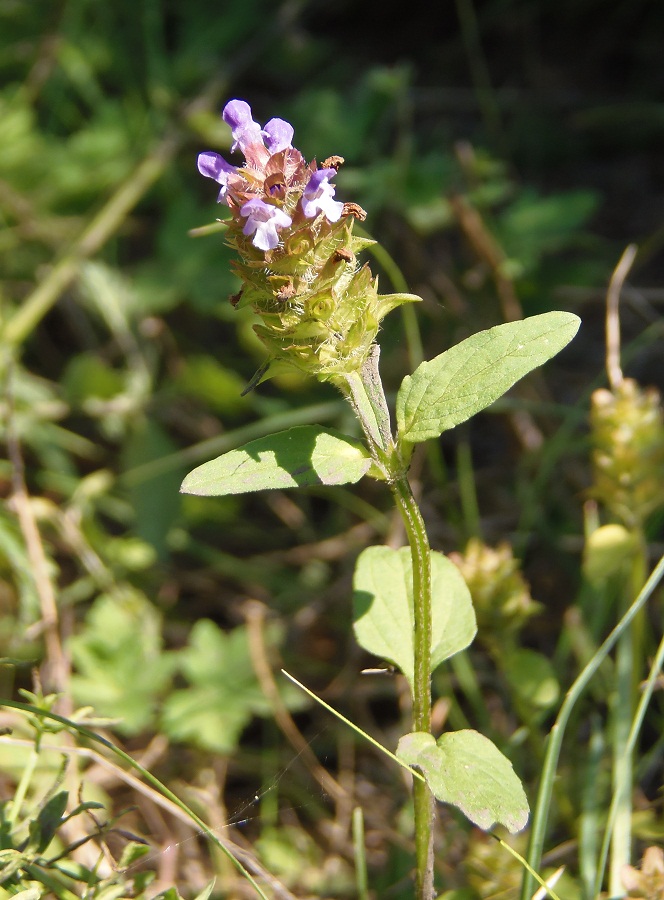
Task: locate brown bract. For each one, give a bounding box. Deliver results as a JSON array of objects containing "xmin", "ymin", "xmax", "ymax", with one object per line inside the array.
[
  {"xmin": 342, "ymin": 202, "xmax": 367, "ymax": 221},
  {"xmin": 264, "ymin": 147, "xmax": 308, "ymax": 188},
  {"xmin": 321, "ymin": 155, "xmax": 345, "ymax": 170}
]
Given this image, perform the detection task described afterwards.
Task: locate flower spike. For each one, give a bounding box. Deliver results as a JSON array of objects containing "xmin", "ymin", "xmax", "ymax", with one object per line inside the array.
[{"xmin": 197, "ymin": 99, "xmax": 420, "ymax": 382}]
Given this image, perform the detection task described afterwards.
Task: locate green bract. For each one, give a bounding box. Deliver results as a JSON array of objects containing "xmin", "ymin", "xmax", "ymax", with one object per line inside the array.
[{"xmin": 233, "ymin": 217, "xmax": 420, "ymax": 381}]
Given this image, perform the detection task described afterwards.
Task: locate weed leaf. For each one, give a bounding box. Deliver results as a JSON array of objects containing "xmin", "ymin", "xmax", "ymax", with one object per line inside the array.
[
  {"xmin": 180, "ymin": 426, "xmax": 371, "ymax": 496},
  {"xmin": 397, "ymin": 311, "xmax": 580, "ymax": 443},
  {"xmin": 353, "ymin": 547, "xmax": 476, "ymax": 690},
  {"xmin": 397, "ymin": 730, "xmax": 529, "ymax": 832}
]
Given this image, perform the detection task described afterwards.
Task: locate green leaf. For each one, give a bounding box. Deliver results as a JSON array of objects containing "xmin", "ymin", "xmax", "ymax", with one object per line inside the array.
[
  {"xmin": 497, "ymin": 188, "xmax": 598, "ymax": 275},
  {"xmin": 396, "ymin": 311, "xmax": 580, "ymax": 444},
  {"xmin": 69, "ymin": 592, "xmax": 174, "ymax": 734},
  {"xmin": 160, "ymin": 620, "xmax": 307, "ymax": 754},
  {"xmin": 353, "ymin": 547, "xmax": 476, "ymax": 690},
  {"xmin": 502, "ymin": 648, "xmax": 560, "ymax": 718},
  {"xmin": 33, "ymin": 791, "xmax": 68, "ymax": 852},
  {"xmin": 118, "ymin": 841, "xmax": 151, "ymax": 869},
  {"xmin": 180, "ymin": 426, "xmax": 371, "ymax": 496},
  {"xmin": 179, "ymin": 355, "xmax": 249, "ymax": 416},
  {"xmin": 122, "ymin": 418, "xmax": 183, "ymax": 562},
  {"xmin": 191, "ymin": 880, "xmax": 217, "ymax": 900},
  {"xmin": 11, "ymin": 889, "xmax": 42, "ymax": 900},
  {"xmin": 397, "ymin": 730, "xmax": 529, "ymax": 833}
]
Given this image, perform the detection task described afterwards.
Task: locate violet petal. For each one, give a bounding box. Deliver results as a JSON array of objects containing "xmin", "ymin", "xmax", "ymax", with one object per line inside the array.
[
  {"xmin": 197, "ymin": 151, "xmax": 236, "ymax": 202},
  {"xmin": 263, "ymin": 117, "xmax": 294, "ymax": 154},
  {"xmin": 223, "ymin": 99, "xmax": 263, "ymax": 153},
  {"xmin": 301, "ymin": 168, "xmax": 343, "ymax": 222},
  {"xmin": 240, "ymin": 198, "xmax": 293, "ymax": 251}
]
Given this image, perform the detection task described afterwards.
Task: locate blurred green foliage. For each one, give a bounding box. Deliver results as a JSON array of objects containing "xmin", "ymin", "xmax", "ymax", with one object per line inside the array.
[{"xmin": 1, "ymin": 0, "xmax": 664, "ymax": 896}]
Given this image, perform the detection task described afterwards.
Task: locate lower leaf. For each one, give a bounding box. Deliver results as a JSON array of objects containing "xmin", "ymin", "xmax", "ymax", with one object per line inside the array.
[{"xmin": 396, "ymin": 729, "xmax": 529, "ymax": 833}]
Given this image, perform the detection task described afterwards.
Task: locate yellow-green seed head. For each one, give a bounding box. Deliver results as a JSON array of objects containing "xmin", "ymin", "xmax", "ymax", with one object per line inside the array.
[
  {"xmin": 590, "ymin": 378, "xmax": 664, "ymax": 528},
  {"xmin": 449, "ymin": 538, "xmax": 540, "ymax": 651}
]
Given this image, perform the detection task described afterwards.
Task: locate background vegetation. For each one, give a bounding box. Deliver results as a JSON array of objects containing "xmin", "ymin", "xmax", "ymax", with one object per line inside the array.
[{"xmin": 1, "ymin": 0, "xmax": 663, "ymax": 897}]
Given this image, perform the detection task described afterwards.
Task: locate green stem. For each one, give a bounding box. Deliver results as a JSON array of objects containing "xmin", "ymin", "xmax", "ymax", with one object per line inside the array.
[
  {"xmin": 8, "ymin": 738, "xmax": 40, "ymax": 829},
  {"xmin": 353, "ymin": 806, "xmax": 370, "ymax": 900},
  {"xmin": 609, "ymin": 614, "xmax": 633, "ymax": 895},
  {"xmin": 594, "ymin": 578, "xmax": 664, "ymax": 898},
  {"xmin": 340, "ymin": 352, "xmax": 434, "ymax": 899},
  {"xmin": 391, "ymin": 474, "xmax": 434, "ymax": 900},
  {"xmin": 339, "ymin": 346, "xmax": 393, "ymax": 456},
  {"xmin": 456, "ymin": 437, "xmax": 481, "ymax": 539}
]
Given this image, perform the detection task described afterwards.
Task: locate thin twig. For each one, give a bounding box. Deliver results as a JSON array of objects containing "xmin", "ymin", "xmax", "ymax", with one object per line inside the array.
[
  {"xmin": 449, "ymin": 191, "xmax": 523, "ymax": 323},
  {"xmin": 4, "ymin": 368, "xmax": 70, "ymax": 697},
  {"xmin": 606, "ymin": 244, "xmax": 638, "ymax": 391},
  {"xmin": 2, "ymin": 133, "xmax": 180, "ymax": 349}
]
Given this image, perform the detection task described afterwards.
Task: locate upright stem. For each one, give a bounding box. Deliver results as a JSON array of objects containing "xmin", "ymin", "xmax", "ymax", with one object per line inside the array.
[
  {"xmin": 391, "ymin": 474, "xmax": 435, "ymax": 899},
  {"xmin": 338, "ymin": 352, "xmax": 435, "ymax": 898}
]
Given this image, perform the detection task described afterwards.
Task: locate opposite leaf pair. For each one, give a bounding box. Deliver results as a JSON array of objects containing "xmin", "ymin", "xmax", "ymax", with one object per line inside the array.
[{"xmin": 182, "ymin": 310, "xmax": 580, "ymax": 496}]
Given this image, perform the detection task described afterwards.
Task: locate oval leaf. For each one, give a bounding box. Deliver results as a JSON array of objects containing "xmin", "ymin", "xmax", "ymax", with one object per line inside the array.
[
  {"xmin": 397, "ymin": 311, "xmax": 580, "ymax": 444},
  {"xmin": 397, "ymin": 730, "xmax": 529, "ymax": 833},
  {"xmin": 181, "ymin": 426, "xmax": 371, "ymax": 496},
  {"xmin": 353, "ymin": 546, "xmax": 476, "ymax": 691},
  {"xmin": 502, "ymin": 648, "xmax": 560, "ymax": 717}
]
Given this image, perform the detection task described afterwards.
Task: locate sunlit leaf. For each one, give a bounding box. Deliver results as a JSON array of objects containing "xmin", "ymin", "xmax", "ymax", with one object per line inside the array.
[
  {"xmin": 397, "ymin": 312, "xmax": 580, "ymax": 444},
  {"xmin": 397, "ymin": 730, "xmax": 529, "ymax": 832},
  {"xmin": 353, "ymin": 547, "xmax": 476, "ymax": 691},
  {"xmin": 181, "ymin": 425, "xmax": 371, "ymax": 496}
]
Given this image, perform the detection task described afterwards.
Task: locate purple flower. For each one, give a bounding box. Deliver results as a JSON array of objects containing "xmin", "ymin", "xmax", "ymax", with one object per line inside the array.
[
  {"xmin": 301, "ymin": 168, "xmax": 344, "ymax": 222},
  {"xmin": 240, "ymin": 198, "xmax": 293, "ymax": 251},
  {"xmin": 223, "ymin": 99, "xmax": 263, "ymax": 154},
  {"xmin": 262, "ymin": 117, "xmax": 294, "ymax": 154},
  {"xmin": 197, "ymin": 151, "xmax": 236, "ymax": 202},
  {"xmin": 222, "ymin": 99, "xmax": 295, "ymax": 158}
]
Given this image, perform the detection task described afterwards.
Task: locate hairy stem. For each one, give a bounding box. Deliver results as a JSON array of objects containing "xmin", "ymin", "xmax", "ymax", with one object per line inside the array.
[
  {"xmin": 391, "ymin": 474, "xmax": 434, "ymax": 900},
  {"xmin": 340, "ymin": 352, "xmax": 435, "ymax": 898}
]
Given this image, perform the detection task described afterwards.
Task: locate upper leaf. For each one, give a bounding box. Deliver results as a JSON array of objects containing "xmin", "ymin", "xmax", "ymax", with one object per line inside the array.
[
  {"xmin": 396, "ymin": 311, "xmax": 580, "ymax": 444},
  {"xmin": 180, "ymin": 425, "xmax": 371, "ymax": 496},
  {"xmin": 397, "ymin": 730, "xmax": 529, "ymax": 833},
  {"xmin": 353, "ymin": 546, "xmax": 476, "ymax": 691}
]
